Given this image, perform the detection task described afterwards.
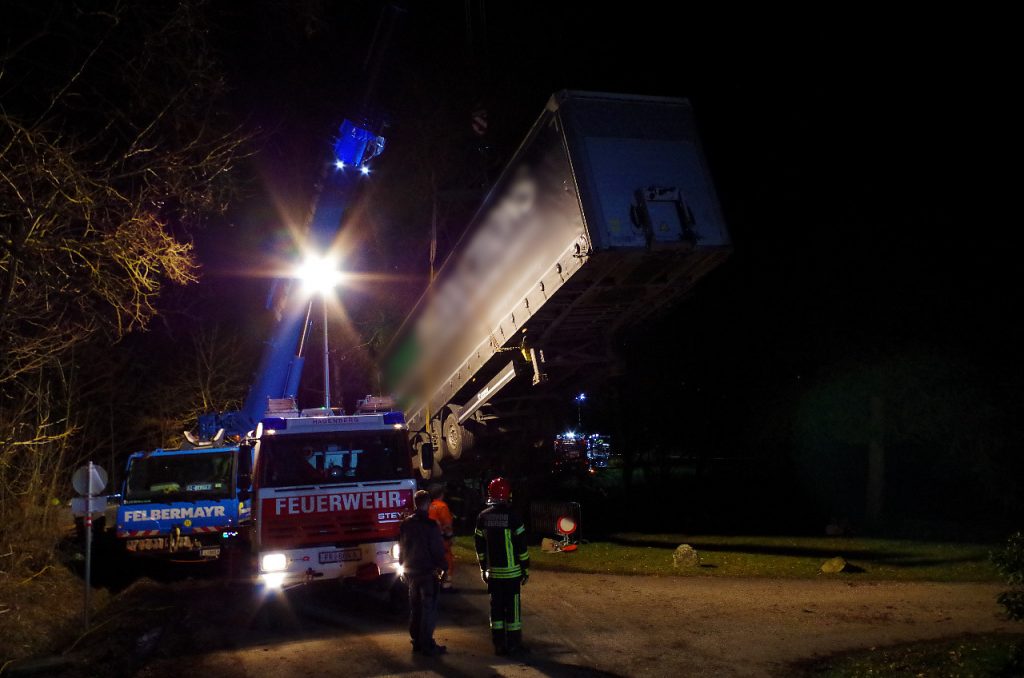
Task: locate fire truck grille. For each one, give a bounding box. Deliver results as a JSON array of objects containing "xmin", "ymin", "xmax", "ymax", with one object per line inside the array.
[{"xmin": 263, "ymin": 516, "xmax": 396, "ymax": 548}]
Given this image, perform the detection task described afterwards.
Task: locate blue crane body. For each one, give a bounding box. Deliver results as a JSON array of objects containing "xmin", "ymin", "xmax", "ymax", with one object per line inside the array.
[{"xmin": 115, "ymin": 121, "xmax": 385, "ymax": 560}]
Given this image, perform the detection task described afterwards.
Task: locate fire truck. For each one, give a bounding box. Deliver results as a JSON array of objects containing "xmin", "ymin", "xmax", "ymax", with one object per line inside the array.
[
  {"xmin": 249, "ymin": 397, "xmax": 428, "ymax": 589},
  {"xmin": 553, "ymin": 431, "xmax": 611, "ymax": 474}
]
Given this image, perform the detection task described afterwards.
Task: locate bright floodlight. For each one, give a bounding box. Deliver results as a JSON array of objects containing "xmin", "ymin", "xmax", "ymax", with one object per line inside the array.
[
  {"xmin": 335, "ymin": 160, "xmax": 345, "ymax": 170},
  {"xmin": 359, "ymin": 165, "xmax": 370, "ymax": 176},
  {"xmin": 296, "ymin": 255, "xmax": 342, "ymax": 295}
]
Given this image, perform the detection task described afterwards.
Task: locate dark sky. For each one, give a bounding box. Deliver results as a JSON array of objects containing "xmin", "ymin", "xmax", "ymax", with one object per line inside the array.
[{"xmin": 186, "ymin": 3, "xmax": 1015, "ymax": 430}]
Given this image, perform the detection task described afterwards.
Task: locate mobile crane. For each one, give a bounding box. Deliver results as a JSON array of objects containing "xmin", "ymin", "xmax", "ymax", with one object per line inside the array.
[
  {"xmin": 114, "ymin": 3, "xmax": 405, "ymax": 565},
  {"xmin": 114, "ymin": 119, "xmax": 389, "ymax": 563}
]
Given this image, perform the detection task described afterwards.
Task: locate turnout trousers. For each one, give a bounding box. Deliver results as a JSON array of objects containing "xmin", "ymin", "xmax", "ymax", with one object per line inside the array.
[
  {"xmin": 407, "ymin": 574, "xmax": 440, "ymax": 650},
  {"xmin": 487, "ymin": 578, "xmax": 522, "ymax": 650}
]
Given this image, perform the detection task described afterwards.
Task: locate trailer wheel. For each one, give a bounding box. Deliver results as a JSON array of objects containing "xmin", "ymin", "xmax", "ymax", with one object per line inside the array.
[
  {"xmin": 413, "ymin": 444, "xmax": 443, "ymax": 479},
  {"xmin": 443, "ymin": 413, "xmax": 475, "ymax": 459}
]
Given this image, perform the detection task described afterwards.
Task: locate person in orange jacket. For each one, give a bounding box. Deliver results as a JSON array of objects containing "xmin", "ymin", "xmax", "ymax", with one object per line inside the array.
[{"xmin": 428, "ymin": 484, "xmax": 455, "ymax": 590}]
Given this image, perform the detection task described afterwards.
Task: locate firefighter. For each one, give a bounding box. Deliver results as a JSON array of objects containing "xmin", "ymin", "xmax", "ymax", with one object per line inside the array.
[
  {"xmin": 474, "ymin": 477, "xmax": 530, "ymax": 655},
  {"xmin": 428, "ymin": 483, "xmax": 455, "ymax": 590},
  {"xmin": 399, "ymin": 489, "xmax": 448, "ymax": 656}
]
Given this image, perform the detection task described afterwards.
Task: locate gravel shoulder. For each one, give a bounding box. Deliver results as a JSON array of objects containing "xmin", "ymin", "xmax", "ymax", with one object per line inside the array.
[
  {"xmin": 122, "ymin": 568, "xmax": 1018, "ymax": 678},
  {"xmin": 532, "ymin": 573, "xmax": 1016, "ymax": 676}
]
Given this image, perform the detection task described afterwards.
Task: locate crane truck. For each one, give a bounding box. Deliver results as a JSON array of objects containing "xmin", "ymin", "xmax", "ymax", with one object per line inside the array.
[
  {"xmin": 385, "ymin": 91, "xmax": 731, "ymax": 477},
  {"xmin": 114, "ymin": 2, "xmax": 405, "ymax": 567},
  {"xmin": 114, "ymin": 117, "xmax": 388, "ymax": 563}
]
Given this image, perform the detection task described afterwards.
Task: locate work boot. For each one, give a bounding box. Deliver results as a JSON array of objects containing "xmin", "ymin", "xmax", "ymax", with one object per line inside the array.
[{"xmin": 419, "ymin": 644, "xmax": 447, "ymax": 656}]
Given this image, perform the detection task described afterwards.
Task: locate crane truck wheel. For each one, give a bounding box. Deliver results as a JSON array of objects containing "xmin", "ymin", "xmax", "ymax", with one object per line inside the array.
[{"xmin": 443, "ymin": 413, "xmax": 475, "ymax": 459}]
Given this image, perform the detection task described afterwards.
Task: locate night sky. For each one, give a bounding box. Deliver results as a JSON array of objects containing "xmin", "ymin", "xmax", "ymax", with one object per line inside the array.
[{"xmin": 198, "ymin": 5, "xmax": 1016, "ymax": 399}]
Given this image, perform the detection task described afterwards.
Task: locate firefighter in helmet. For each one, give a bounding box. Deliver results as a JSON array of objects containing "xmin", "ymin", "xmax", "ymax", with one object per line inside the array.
[{"xmin": 474, "ymin": 477, "xmax": 530, "ymax": 655}]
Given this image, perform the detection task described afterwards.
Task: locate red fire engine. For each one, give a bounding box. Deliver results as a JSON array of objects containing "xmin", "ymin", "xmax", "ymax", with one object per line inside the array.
[{"xmin": 251, "ymin": 398, "xmax": 417, "ymax": 590}]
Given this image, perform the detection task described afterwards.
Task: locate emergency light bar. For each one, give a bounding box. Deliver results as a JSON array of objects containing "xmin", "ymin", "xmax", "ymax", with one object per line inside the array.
[
  {"xmin": 259, "ymin": 411, "xmax": 406, "ymax": 435},
  {"xmin": 382, "ymin": 412, "xmax": 405, "ymax": 425},
  {"xmin": 261, "ymin": 417, "xmax": 288, "ymax": 431}
]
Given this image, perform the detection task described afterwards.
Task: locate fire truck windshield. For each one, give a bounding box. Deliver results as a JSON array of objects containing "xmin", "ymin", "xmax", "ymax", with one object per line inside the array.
[
  {"xmin": 124, "ymin": 452, "xmax": 234, "ymax": 504},
  {"xmin": 259, "ymin": 431, "xmax": 410, "ymax": 488}
]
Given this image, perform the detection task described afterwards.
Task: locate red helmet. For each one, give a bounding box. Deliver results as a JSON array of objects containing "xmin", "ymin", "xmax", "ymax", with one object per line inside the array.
[{"xmin": 487, "ymin": 477, "xmax": 511, "ymax": 503}]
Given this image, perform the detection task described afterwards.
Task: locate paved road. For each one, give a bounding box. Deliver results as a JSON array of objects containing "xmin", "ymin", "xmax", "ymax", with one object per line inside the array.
[{"xmin": 133, "ymin": 568, "xmax": 1016, "ymax": 677}]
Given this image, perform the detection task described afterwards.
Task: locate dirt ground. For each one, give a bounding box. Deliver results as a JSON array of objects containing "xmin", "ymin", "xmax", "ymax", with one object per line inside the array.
[{"xmin": 93, "ymin": 566, "xmax": 1017, "ymax": 678}]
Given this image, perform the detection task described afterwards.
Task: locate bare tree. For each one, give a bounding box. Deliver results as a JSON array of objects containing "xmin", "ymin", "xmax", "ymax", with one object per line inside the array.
[{"xmin": 0, "ymin": 1, "xmax": 250, "ymax": 562}]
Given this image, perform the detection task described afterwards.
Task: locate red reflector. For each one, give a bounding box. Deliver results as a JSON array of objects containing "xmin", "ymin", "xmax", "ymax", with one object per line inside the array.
[{"xmin": 356, "ymin": 563, "xmax": 380, "ymax": 581}]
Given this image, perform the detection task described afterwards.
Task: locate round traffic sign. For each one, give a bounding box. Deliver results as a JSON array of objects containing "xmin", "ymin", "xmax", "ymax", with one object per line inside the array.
[
  {"xmin": 72, "ymin": 464, "xmax": 108, "ymax": 496},
  {"xmin": 556, "ymin": 515, "xmax": 577, "ymax": 536}
]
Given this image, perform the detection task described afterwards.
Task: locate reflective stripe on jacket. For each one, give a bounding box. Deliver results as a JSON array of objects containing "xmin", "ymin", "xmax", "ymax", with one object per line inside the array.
[{"xmin": 474, "ymin": 503, "xmax": 529, "ymax": 579}]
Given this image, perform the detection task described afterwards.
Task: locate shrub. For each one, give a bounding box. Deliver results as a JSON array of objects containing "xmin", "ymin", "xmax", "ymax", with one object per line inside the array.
[{"xmin": 992, "ymin": 532, "xmax": 1024, "ymax": 620}]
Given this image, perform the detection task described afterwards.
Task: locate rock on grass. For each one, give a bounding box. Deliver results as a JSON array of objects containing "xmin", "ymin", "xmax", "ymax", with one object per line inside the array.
[
  {"xmin": 820, "ymin": 556, "xmax": 848, "ymax": 574},
  {"xmin": 673, "ymin": 545, "xmax": 701, "ymax": 569}
]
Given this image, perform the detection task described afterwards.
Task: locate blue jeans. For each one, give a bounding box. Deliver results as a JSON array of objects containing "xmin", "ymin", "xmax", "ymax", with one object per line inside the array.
[{"xmin": 407, "ymin": 573, "xmax": 440, "ymax": 649}]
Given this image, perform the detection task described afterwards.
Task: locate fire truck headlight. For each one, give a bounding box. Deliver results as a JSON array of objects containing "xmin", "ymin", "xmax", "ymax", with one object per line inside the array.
[
  {"xmin": 262, "ymin": 572, "xmax": 286, "ymax": 589},
  {"xmin": 261, "ymin": 552, "xmax": 287, "ymax": 572},
  {"xmin": 391, "ymin": 543, "xmax": 401, "ymax": 560},
  {"xmin": 394, "ymin": 564, "xmax": 404, "ymax": 577}
]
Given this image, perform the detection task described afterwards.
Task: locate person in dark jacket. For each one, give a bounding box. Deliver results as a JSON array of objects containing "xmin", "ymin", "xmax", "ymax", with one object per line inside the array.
[
  {"xmin": 399, "ymin": 489, "xmax": 448, "ymax": 656},
  {"xmin": 474, "ymin": 477, "xmax": 530, "ymax": 655}
]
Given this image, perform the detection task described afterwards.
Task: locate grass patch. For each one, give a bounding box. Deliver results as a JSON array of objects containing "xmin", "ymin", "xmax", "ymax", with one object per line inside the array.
[
  {"xmin": 454, "ymin": 533, "xmax": 1001, "ymax": 582},
  {"xmin": 0, "ymin": 514, "xmax": 111, "ymax": 666},
  {"xmin": 796, "ymin": 634, "xmax": 1024, "ymax": 677}
]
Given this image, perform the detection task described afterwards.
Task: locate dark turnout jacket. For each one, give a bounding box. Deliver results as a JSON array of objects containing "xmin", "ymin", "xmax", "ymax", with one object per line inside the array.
[
  {"xmin": 474, "ymin": 502, "xmax": 530, "ymax": 580},
  {"xmin": 399, "ymin": 510, "xmax": 447, "ymax": 577}
]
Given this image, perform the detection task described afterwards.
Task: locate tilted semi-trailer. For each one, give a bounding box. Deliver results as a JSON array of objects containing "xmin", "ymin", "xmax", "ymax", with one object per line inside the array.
[{"xmin": 385, "ymin": 91, "xmax": 731, "ymax": 476}]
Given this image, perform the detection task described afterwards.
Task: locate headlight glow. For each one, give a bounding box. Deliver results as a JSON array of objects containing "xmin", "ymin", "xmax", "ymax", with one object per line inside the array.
[
  {"xmin": 262, "ymin": 572, "xmax": 286, "ymax": 589},
  {"xmin": 391, "ymin": 543, "xmax": 401, "ymax": 560},
  {"xmin": 261, "ymin": 552, "xmax": 287, "ymax": 572}
]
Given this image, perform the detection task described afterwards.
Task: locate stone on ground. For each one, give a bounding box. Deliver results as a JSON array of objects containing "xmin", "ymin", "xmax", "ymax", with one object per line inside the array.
[
  {"xmin": 820, "ymin": 556, "xmax": 848, "ymax": 574},
  {"xmin": 673, "ymin": 544, "xmax": 701, "ymax": 568}
]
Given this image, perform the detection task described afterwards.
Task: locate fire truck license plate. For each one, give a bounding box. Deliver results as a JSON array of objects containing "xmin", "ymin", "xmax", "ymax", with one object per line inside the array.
[
  {"xmin": 200, "ymin": 547, "xmax": 221, "ymax": 558},
  {"xmin": 319, "ymin": 548, "xmax": 361, "ymax": 564}
]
